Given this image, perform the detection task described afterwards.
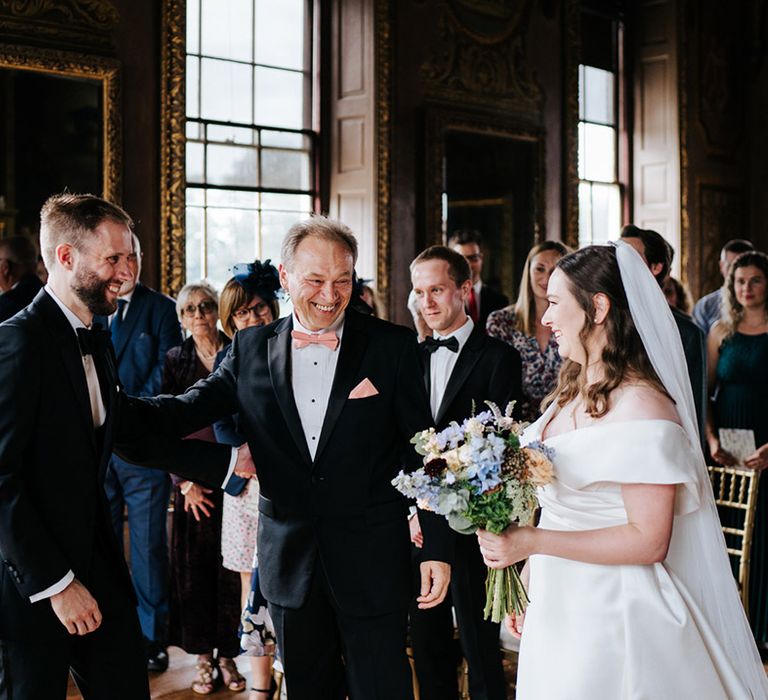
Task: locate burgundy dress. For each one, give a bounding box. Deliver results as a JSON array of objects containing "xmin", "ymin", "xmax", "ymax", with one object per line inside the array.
[{"xmin": 162, "ymin": 335, "xmax": 241, "ymax": 656}]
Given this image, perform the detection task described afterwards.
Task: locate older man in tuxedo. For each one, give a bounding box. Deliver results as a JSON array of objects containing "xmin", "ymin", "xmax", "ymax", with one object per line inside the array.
[
  {"xmin": 0, "ymin": 234, "xmax": 43, "ymax": 322},
  {"xmin": 408, "ymin": 245, "xmax": 522, "ymax": 700},
  {"xmin": 0, "ymin": 193, "xmax": 250, "ymax": 699},
  {"xmin": 128, "ymin": 217, "xmax": 453, "ymax": 699}
]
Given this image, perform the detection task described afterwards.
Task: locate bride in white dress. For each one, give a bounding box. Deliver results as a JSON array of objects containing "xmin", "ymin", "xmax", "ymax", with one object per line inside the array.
[{"xmin": 478, "ymin": 242, "xmax": 768, "ymax": 699}]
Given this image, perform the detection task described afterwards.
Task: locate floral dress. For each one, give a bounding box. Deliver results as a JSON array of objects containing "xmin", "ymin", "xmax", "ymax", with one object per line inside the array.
[{"xmin": 486, "ymin": 307, "xmax": 562, "ymax": 423}]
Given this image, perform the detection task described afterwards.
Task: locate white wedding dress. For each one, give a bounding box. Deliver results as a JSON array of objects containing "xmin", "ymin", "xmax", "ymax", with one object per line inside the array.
[{"xmin": 517, "ymin": 406, "xmax": 768, "ymax": 699}]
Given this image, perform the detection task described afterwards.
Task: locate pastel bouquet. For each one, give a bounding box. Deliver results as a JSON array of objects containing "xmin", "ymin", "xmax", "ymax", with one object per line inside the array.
[{"xmin": 392, "ymin": 402, "xmax": 555, "ymax": 622}]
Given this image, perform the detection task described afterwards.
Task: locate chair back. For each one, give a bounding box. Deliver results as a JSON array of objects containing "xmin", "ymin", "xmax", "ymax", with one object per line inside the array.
[{"xmin": 708, "ymin": 465, "xmax": 760, "ymax": 616}]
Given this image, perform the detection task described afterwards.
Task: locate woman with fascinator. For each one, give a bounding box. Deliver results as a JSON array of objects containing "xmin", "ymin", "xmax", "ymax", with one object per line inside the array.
[
  {"xmin": 215, "ymin": 260, "xmax": 281, "ymax": 700},
  {"xmin": 477, "ymin": 243, "xmax": 768, "ymax": 698}
]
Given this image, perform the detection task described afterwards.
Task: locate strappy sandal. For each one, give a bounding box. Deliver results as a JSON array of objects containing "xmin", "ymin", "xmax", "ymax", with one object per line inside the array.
[
  {"xmin": 191, "ymin": 656, "xmax": 220, "ymax": 695},
  {"xmin": 219, "ymin": 657, "xmax": 247, "ymax": 692}
]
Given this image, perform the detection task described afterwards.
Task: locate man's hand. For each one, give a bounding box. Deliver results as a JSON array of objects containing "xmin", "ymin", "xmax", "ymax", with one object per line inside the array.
[
  {"xmin": 50, "ymin": 579, "xmax": 102, "ymax": 636},
  {"xmin": 417, "ymin": 561, "xmax": 450, "ymax": 609},
  {"xmin": 234, "ymin": 443, "xmax": 256, "ymax": 478},
  {"xmin": 183, "ymin": 483, "xmax": 215, "ymax": 521}
]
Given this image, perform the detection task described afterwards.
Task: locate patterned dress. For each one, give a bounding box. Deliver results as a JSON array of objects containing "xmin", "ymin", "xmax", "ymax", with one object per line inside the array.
[{"xmin": 486, "ymin": 307, "xmax": 562, "ymax": 423}]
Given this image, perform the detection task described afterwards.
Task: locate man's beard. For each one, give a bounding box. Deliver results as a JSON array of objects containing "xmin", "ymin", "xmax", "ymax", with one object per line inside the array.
[{"xmin": 72, "ymin": 267, "xmax": 117, "ymax": 316}]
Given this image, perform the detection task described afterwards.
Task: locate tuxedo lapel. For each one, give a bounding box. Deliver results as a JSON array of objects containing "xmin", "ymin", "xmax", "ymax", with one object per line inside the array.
[
  {"xmin": 314, "ymin": 311, "xmax": 368, "ymax": 465},
  {"xmin": 435, "ymin": 327, "xmax": 484, "ymax": 425},
  {"xmin": 113, "ymin": 284, "xmax": 145, "ymax": 360},
  {"xmin": 268, "ymin": 317, "xmax": 313, "ymax": 466},
  {"xmin": 36, "ymin": 291, "xmax": 97, "ymax": 455}
]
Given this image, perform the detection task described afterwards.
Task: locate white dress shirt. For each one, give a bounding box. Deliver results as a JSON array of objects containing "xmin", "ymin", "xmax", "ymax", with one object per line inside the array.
[
  {"xmin": 429, "ymin": 317, "xmax": 474, "ymax": 419},
  {"xmin": 290, "ymin": 314, "xmax": 344, "ymax": 460}
]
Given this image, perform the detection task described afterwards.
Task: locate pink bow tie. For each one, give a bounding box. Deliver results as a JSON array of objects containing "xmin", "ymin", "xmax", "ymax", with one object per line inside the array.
[{"xmin": 291, "ymin": 330, "xmax": 339, "ymax": 351}]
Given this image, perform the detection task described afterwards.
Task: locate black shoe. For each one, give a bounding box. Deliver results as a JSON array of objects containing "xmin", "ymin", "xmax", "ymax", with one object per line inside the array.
[{"xmin": 146, "ymin": 641, "xmax": 169, "ymax": 672}]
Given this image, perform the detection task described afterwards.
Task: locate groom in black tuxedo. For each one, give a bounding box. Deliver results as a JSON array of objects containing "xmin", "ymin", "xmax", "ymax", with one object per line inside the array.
[
  {"xmin": 0, "ymin": 194, "xmax": 250, "ymax": 699},
  {"xmin": 409, "ymin": 245, "xmax": 522, "ymax": 700},
  {"xmin": 124, "ymin": 217, "xmax": 453, "ymax": 699}
]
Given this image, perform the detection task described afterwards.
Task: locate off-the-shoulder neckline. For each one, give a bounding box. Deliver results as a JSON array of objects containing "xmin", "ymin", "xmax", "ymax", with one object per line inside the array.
[{"xmin": 540, "ymin": 418, "xmax": 687, "ymax": 444}]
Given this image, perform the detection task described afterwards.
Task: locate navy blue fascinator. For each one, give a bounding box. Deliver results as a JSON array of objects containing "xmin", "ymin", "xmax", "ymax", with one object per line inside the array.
[{"xmin": 230, "ymin": 259, "xmax": 283, "ymax": 301}]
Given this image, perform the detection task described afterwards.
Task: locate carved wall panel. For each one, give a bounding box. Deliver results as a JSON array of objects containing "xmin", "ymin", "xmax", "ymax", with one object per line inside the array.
[{"xmin": 697, "ymin": 183, "xmax": 744, "ymax": 294}]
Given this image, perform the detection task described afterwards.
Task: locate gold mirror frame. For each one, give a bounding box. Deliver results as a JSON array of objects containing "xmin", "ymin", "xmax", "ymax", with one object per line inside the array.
[{"xmin": 0, "ymin": 43, "xmax": 122, "ymax": 205}]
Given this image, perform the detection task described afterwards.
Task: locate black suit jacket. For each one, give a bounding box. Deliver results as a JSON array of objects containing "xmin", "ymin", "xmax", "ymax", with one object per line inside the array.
[
  {"xmin": 123, "ymin": 309, "xmax": 451, "ymax": 616},
  {"xmin": 425, "ymin": 326, "xmax": 523, "ymax": 430},
  {"xmin": 478, "ymin": 285, "xmax": 509, "ymax": 332},
  {"xmin": 0, "ymin": 289, "xmax": 229, "ymax": 640},
  {"xmin": 671, "ymin": 307, "xmax": 707, "ymax": 448},
  {"xmin": 0, "ymin": 273, "xmax": 43, "ymax": 323}
]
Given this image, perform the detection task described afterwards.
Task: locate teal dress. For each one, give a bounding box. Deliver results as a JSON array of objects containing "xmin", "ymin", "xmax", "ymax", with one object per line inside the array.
[{"xmin": 714, "ymin": 332, "xmax": 768, "ymax": 643}]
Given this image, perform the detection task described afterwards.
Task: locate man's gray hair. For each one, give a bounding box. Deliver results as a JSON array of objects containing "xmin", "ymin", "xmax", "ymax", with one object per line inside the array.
[
  {"xmin": 39, "ymin": 193, "xmax": 133, "ymax": 270},
  {"xmin": 176, "ymin": 280, "xmax": 219, "ymax": 321},
  {"xmin": 281, "ymin": 215, "xmax": 358, "ymax": 270}
]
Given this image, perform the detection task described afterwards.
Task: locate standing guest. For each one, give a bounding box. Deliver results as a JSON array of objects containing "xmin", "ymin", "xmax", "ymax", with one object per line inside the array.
[
  {"xmin": 619, "ymin": 225, "xmax": 707, "ymax": 445},
  {"xmin": 349, "ymin": 273, "xmax": 378, "ymax": 316},
  {"xmin": 487, "ymin": 241, "xmax": 569, "ymax": 423},
  {"xmin": 163, "ymin": 282, "xmax": 244, "ymax": 695},
  {"xmin": 408, "ymin": 289, "xmax": 432, "ymax": 342},
  {"xmin": 706, "ymin": 251, "xmax": 768, "ymax": 650},
  {"xmin": 693, "ymin": 239, "xmax": 754, "ymax": 335},
  {"xmin": 102, "ymin": 233, "xmax": 181, "ymax": 673},
  {"xmin": 662, "ymin": 275, "xmax": 692, "ymax": 314},
  {"xmin": 216, "ymin": 261, "xmax": 281, "ymax": 700},
  {"xmin": 408, "ymin": 246, "xmax": 522, "ymax": 700},
  {"xmin": 0, "ymin": 193, "xmax": 248, "ymax": 700},
  {"xmin": 448, "ymin": 229, "xmax": 508, "ymax": 331},
  {"xmin": 0, "ymin": 235, "xmax": 44, "ymax": 321},
  {"xmin": 129, "ymin": 216, "xmax": 453, "ymax": 700}
]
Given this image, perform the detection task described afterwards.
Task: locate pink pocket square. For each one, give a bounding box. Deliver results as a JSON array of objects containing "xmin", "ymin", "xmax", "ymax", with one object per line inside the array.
[{"xmin": 348, "ymin": 378, "xmax": 379, "ymax": 399}]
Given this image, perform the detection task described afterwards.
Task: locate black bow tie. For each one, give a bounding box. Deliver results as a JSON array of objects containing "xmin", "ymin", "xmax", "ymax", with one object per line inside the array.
[
  {"xmin": 77, "ymin": 324, "xmax": 110, "ymax": 357},
  {"xmin": 422, "ymin": 335, "xmax": 459, "ymax": 354}
]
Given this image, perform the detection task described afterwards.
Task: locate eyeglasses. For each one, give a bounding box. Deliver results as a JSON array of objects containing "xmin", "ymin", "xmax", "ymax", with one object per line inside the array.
[
  {"xmin": 233, "ymin": 301, "xmax": 271, "ymax": 320},
  {"xmin": 181, "ymin": 300, "xmax": 217, "ymax": 317}
]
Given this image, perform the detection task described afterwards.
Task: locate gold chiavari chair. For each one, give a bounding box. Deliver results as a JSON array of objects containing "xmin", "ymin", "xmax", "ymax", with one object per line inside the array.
[{"xmin": 708, "ymin": 465, "xmax": 760, "ymax": 616}]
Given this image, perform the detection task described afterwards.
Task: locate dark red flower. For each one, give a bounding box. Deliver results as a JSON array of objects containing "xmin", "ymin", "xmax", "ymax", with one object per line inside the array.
[{"xmin": 424, "ymin": 458, "xmax": 448, "ymax": 477}]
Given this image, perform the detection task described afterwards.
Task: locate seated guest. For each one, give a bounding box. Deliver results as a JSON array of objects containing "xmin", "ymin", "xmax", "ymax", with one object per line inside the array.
[
  {"xmin": 408, "ymin": 245, "xmax": 522, "ymax": 700},
  {"xmin": 163, "ymin": 281, "xmax": 244, "ymax": 695},
  {"xmin": 620, "ymin": 225, "xmax": 707, "ymax": 446},
  {"xmin": 663, "ymin": 275, "xmax": 692, "ymax": 314},
  {"xmin": 693, "ymin": 238, "xmax": 754, "ymax": 335},
  {"xmin": 706, "ymin": 251, "xmax": 768, "ymax": 650},
  {"xmin": 0, "ymin": 235, "xmax": 43, "ymax": 322},
  {"xmin": 487, "ymin": 241, "xmax": 569, "ymax": 422},
  {"xmin": 216, "ymin": 261, "xmax": 281, "ymax": 700},
  {"xmin": 102, "ymin": 233, "xmax": 181, "ymax": 673},
  {"xmin": 448, "ymin": 229, "xmax": 508, "ymax": 330}
]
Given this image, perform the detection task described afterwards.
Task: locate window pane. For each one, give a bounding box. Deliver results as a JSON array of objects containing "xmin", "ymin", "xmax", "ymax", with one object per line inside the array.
[
  {"xmin": 201, "ymin": 0, "xmax": 252, "ymax": 62},
  {"xmin": 583, "ymin": 65, "xmax": 614, "ymax": 125},
  {"xmin": 186, "ymin": 206, "xmax": 205, "ymax": 282},
  {"xmin": 187, "ymin": 0, "xmax": 200, "ymax": 55},
  {"xmin": 200, "ymin": 58, "xmax": 252, "ymax": 123},
  {"xmin": 208, "ymin": 124, "xmax": 256, "ymax": 145},
  {"xmin": 187, "ymin": 57, "xmax": 200, "ymax": 119},
  {"xmin": 255, "ymin": 67, "xmax": 304, "ymax": 129},
  {"xmin": 578, "ymin": 64, "xmax": 585, "ymax": 121},
  {"xmin": 261, "ymin": 210, "xmax": 305, "ymax": 261},
  {"xmin": 261, "ymin": 192, "xmax": 312, "ymax": 211},
  {"xmin": 578, "ymin": 182, "xmax": 593, "ymax": 248},
  {"xmin": 261, "ymin": 130, "xmax": 309, "ymax": 149},
  {"xmin": 255, "ymin": 0, "xmax": 306, "ymax": 70},
  {"xmin": 261, "ymin": 149, "xmax": 310, "ymax": 190},
  {"xmin": 207, "ymin": 189, "xmax": 260, "ymax": 209},
  {"xmin": 206, "ymin": 144, "xmax": 258, "ymax": 187},
  {"xmin": 579, "ymin": 122, "xmax": 616, "ymax": 183},
  {"xmin": 186, "ymin": 121, "xmax": 201, "ymax": 140},
  {"xmin": 205, "ymin": 208, "xmax": 259, "ymax": 289},
  {"xmin": 186, "ymin": 142, "xmax": 205, "ymax": 183},
  {"xmin": 579, "ymin": 182, "xmax": 621, "ymax": 246},
  {"xmin": 186, "ymin": 187, "xmax": 205, "ymax": 206}
]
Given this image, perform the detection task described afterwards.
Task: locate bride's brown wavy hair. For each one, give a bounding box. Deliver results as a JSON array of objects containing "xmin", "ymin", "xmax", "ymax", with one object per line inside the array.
[{"xmin": 542, "ymin": 245, "xmax": 670, "ymax": 418}]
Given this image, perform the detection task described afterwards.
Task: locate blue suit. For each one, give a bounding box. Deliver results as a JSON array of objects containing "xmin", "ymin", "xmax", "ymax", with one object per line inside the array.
[{"xmin": 102, "ymin": 283, "xmax": 182, "ymax": 644}]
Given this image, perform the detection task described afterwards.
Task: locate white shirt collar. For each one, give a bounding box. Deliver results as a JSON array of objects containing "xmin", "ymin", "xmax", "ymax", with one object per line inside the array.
[
  {"xmin": 435, "ymin": 316, "xmax": 474, "ymax": 343},
  {"xmin": 473, "ymin": 280, "xmax": 482, "ymax": 296},
  {"xmin": 292, "ymin": 312, "xmax": 345, "ymax": 340},
  {"xmin": 118, "ymin": 288, "xmax": 135, "ymax": 303},
  {"xmin": 44, "ymin": 285, "xmax": 88, "ymax": 332}
]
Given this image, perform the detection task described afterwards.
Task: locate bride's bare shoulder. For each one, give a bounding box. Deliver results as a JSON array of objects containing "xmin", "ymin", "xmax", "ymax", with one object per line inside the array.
[{"xmin": 607, "ymin": 383, "xmax": 682, "ymax": 425}]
